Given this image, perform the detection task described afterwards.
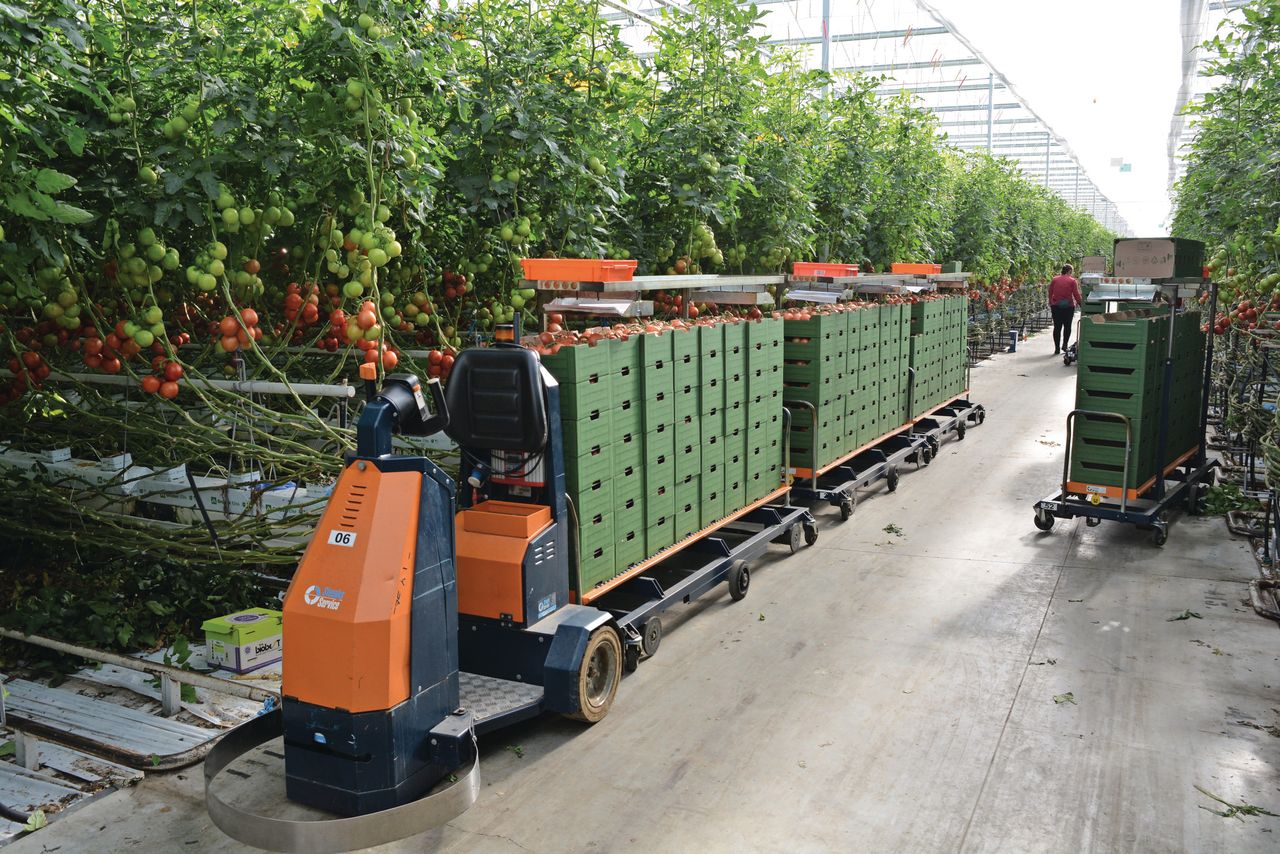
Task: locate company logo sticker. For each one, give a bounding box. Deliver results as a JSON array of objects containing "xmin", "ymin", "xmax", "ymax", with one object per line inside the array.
[{"xmin": 302, "ymin": 585, "xmax": 346, "ymax": 611}]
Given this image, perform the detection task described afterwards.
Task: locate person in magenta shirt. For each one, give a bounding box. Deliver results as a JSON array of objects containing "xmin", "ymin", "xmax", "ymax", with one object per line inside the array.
[{"xmin": 1048, "ymin": 264, "xmax": 1083, "ymax": 355}]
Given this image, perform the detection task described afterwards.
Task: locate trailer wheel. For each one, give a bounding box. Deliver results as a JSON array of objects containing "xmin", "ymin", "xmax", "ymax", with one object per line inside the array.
[
  {"xmin": 1033, "ymin": 509, "xmax": 1055, "ymax": 532},
  {"xmin": 838, "ymin": 496, "xmax": 854, "ymax": 521},
  {"xmin": 566, "ymin": 627, "xmax": 622, "ymax": 723},
  {"xmin": 977, "ymin": 409, "xmax": 986, "ymax": 424},
  {"xmin": 1151, "ymin": 522, "xmax": 1169, "ymax": 547},
  {"xmin": 956, "ymin": 421, "xmax": 967, "ymax": 440},
  {"xmin": 803, "ymin": 522, "xmax": 819, "ymax": 546},
  {"xmin": 1085, "ymin": 516, "xmax": 1101, "ymax": 527},
  {"xmin": 886, "ymin": 466, "xmax": 900, "ymax": 492},
  {"xmin": 920, "ymin": 445, "xmax": 933, "ymax": 466},
  {"xmin": 727, "ymin": 560, "xmax": 750, "ymax": 602},
  {"xmin": 1186, "ymin": 483, "xmax": 1203, "ymax": 516},
  {"xmin": 641, "ymin": 618, "xmax": 663, "ymax": 659}
]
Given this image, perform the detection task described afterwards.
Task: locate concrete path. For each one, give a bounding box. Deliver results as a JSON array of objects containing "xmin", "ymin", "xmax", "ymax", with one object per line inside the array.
[{"xmin": 12, "ymin": 326, "xmax": 1278, "ymax": 853}]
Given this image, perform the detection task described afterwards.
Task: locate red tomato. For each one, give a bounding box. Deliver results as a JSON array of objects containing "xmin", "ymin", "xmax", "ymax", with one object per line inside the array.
[
  {"xmin": 240, "ymin": 308, "xmax": 259, "ymax": 327},
  {"xmin": 163, "ymin": 362, "xmax": 184, "ymax": 382},
  {"xmin": 382, "ymin": 349, "xmax": 399, "ymax": 370},
  {"xmin": 219, "ymin": 316, "xmax": 239, "ymax": 337},
  {"xmin": 141, "ymin": 375, "xmax": 161, "ymax": 394},
  {"xmin": 159, "ymin": 381, "xmax": 179, "ymax": 399},
  {"xmin": 101, "ymin": 356, "xmax": 122, "ymax": 374}
]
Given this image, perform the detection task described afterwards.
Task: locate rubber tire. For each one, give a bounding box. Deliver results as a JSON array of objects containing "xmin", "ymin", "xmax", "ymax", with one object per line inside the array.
[
  {"xmin": 788, "ymin": 523, "xmax": 804, "ymax": 553},
  {"xmin": 1151, "ymin": 523, "xmax": 1169, "ymax": 547},
  {"xmin": 1085, "ymin": 516, "xmax": 1101, "ymax": 527},
  {"xmin": 566, "ymin": 627, "xmax": 622, "ymax": 723},
  {"xmin": 956, "ymin": 421, "xmax": 967, "ymax": 440},
  {"xmin": 886, "ymin": 466, "xmax": 900, "ymax": 493},
  {"xmin": 839, "ymin": 497, "xmax": 854, "ymax": 521},
  {"xmin": 1034, "ymin": 510, "xmax": 1055, "ymax": 532},
  {"xmin": 1186, "ymin": 483, "xmax": 1202, "ymax": 516},
  {"xmin": 803, "ymin": 522, "xmax": 818, "ymax": 546},
  {"xmin": 641, "ymin": 617, "xmax": 663, "ymax": 659},
  {"xmin": 728, "ymin": 559, "xmax": 750, "ymax": 602},
  {"xmin": 921, "ymin": 446, "xmax": 933, "ymax": 466},
  {"xmin": 977, "ymin": 409, "xmax": 986, "ymax": 424}
]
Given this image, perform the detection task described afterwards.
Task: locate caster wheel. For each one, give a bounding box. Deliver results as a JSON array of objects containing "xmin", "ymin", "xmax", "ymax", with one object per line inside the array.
[
  {"xmin": 1186, "ymin": 483, "xmax": 1202, "ymax": 516},
  {"xmin": 788, "ymin": 523, "xmax": 805, "ymax": 552},
  {"xmin": 803, "ymin": 522, "xmax": 819, "ymax": 546},
  {"xmin": 1034, "ymin": 509, "xmax": 1055, "ymax": 532},
  {"xmin": 956, "ymin": 421, "xmax": 967, "ymax": 440},
  {"xmin": 886, "ymin": 466, "xmax": 900, "ymax": 493},
  {"xmin": 641, "ymin": 617, "xmax": 663, "ymax": 659},
  {"xmin": 623, "ymin": 644, "xmax": 641, "ymax": 674},
  {"xmin": 977, "ymin": 409, "xmax": 986, "ymax": 424},
  {"xmin": 566, "ymin": 627, "xmax": 622, "ymax": 723},
  {"xmin": 921, "ymin": 446, "xmax": 933, "ymax": 466},
  {"xmin": 1085, "ymin": 516, "xmax": 1101, "ymax": 527},
  {"xmin": 838, "ymin": 496, "xmax": 854, "ymax": 521},
  {"xmin": 1151, "ymin": 523, "xmax": 1169, "ymax": 547},
  {"xmin": 728, "ymin": 559, "xmax": 750, "ymax": 602},
  {"xmin": 928, "ymin": 436, "xmax": 941, "ymax": 456}
]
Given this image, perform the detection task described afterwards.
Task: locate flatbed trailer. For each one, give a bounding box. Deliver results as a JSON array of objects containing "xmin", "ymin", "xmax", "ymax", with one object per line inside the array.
[{"xmin": 787, "ymin": 392, "xmax": 987, "ymax": 519}]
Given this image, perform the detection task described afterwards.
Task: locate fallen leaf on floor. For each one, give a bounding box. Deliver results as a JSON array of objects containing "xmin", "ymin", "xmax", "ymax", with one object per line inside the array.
[
  {"xmin": 1068, "ymin": 598, "xmax": 1083, "ymax": 603},
  {"xmin": 1037, "ymin": 439, "xmax": 1060, "ymax": 446},
  {"xmin": 0, "ymin": 741, "xmax": 13, "ymax": 758},
  {"xmin": 1052, "ymin": 692, "xmax": 1077, "ymax": 705},
  {"xmin": 882, "ymin": 523, "xmax": 904, "ymax": 537},
  {"xmin": 1030, "ymin": 659, "xmax": 1058, "ymax": 666},
  {"xmin": 758, "ymin": 613, "xmax": 766, "ymax": 622},
  {"xmin": 506, "ymin": 744, "xmax": 524, "ymax": 758},
  {"xmin": 23, "ymin": 811, "xmax": 45, "ymax": 833},
  {"xmin": 1167, "ymin": 609, "xmax": 1203, "ymax": 621},
  {"xmin": 798, "ymin": 760, "xmax": 807, "ymax": 768},
  {"xmin": 1194, "ymin": 785, "xmax": 1279, "ymax": 820}
]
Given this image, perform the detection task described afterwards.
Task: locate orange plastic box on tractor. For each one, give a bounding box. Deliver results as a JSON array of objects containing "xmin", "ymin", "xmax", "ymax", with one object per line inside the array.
[
  {"xmin": 282, "ymin": 465, "xmax": 420, "ymax": 715},
  {"xmin": 792, "ymin": 262, "xmax": 859, "ymax": 278},
  {"xmin": 520, "ymin": 258, "xmax": 638, "ymax": 283},
  {"xmin": 455, "ymin": 500, "xmax": 552, "ymax": 623},
  {"xmin": 891, "ymin": 262, "xmax": 942, "ymax": 275}
]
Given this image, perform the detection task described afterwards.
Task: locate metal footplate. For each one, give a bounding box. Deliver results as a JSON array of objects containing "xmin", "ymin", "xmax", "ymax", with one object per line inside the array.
[
  {"xmin": 460, "ymin": 672, "xmax": 544, "ymax": 730},
  {"xmin": 204, "ymin": 709, "xmax": 480, "ymax": 854}
]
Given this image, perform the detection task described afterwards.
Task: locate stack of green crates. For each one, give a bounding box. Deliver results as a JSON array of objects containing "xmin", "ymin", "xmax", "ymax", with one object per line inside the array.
[
  {"xmin": 1070, "ymin": 309, "xmax": 1203, "ymax": 491},
  {"xmin": 541, "ymin": 341, "xmax": 619, "ymax": 591},
  {"xmin": 908, "ymin": 296, "xmax": 967, "ymax": 417},
  {"xmin": 783, "ymin": 312, "xmax": 845, "ymax": 470},
  {"xmin": 542, "ymin": 317, "xmax": 786, "ymax": 596},
  {"xmin": 745, "ymin": 318, "xmax": 785, "ymax": 500}
]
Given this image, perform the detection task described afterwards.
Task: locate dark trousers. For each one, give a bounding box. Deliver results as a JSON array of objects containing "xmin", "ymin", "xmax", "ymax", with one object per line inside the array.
[{"xmin": 1051, "ymin": 304, "xmax": 1075, "ymax": 352}]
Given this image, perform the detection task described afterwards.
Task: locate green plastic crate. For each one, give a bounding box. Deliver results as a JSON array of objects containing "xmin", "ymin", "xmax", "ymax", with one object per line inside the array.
[
  {"xmin": 573, "ymin": 476, "xmax": 614, "ymax": 525},
  {"xmin": 614, "ymin": 466, "xmax": 644, "ymax": 516},
  {"xmin": 541, "ymin": 343, "xmax": 611, "ymax": 385},
  {"xmin": 608, "ymin": 335, "xmax": 640, "ymax": 376},
  {"xmin": 614, "ymin": 528, "xmax": 646, "ymax": 574},
  {"xmin": 698, "ymin": 323, "xmax": 724, "ymax": 361},
  {"xmin": 641, "ymin": 331, "xmax": 674, "ymax": 367},
  {"xmin": 579, "ymin": 543, "xmax": 616, "ymax": 592},
  {"xmin": 646, "ymin": 515, "xmax": 674, "ymax": 554}
]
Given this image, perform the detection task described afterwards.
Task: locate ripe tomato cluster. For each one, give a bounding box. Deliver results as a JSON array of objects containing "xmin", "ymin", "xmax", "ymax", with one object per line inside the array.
[
  {"xmin": 140, "ymin": 357, "xmax": 184, "ymax": 399},
  {"xmin": 211, "ymin": 309, "xmax": 262, "ymax": 352}
]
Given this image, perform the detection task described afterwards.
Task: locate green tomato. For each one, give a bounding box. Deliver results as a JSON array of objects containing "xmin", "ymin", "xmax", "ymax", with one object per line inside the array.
[
  {"xmin": 357, "ymin": 12, "xmax": 374, "ymax": 28},
  {"xmin": 137, "ymin": 227, "xmax": 157, "ymax": 246},
  {"xmin": 138, "ymin": 166, "xmax": 158, "ymax": 186},
  {"xmin": 181, "ymin": 102, "xmax": 199, "ymax": 124},
  {"xmin": 346, "ymin": 79, "xmax": 366, "ymax": 99},
  {"xmin": 278, "ymin": 208, "xmax": 295, "ymax": 227},
  {"xmin": 386, "ymin": 240, "xmax": 402, "ymax": 258},
  {"xmin": 198, "ymin": 273, "xmax": 217, "ymax": 291},
  {"xmin": 222, "ymin": 207, "xmax": 240, "ymax": 227},
  {"xmin": 363, "ymin": 325, "xmax": 382, "ymax": 342},
  {"xmin": 133, "ymin": 329, "xmax": 154, "ymax": 348},
  {"xmin": 208, "ymin": 241, "xmax": 228, "ymax": 260},
  {"xmin": 360, "ymin": 232, "xmax": 378, "ymax": 251},
  {"xmin": 500, "ymin": 226, "xmax": 515, "ymax": 242},
  {"xmin": 207, "ymin": 259, "xmax": 225, "ymax": 277},
  {"xmin": 238, "ymin": 207, "xmax": 256, "ymax": 226},
  {"xmin": 56, "ymin": 289, "xmax": 78, "ymax": 308},
  {"xmin": 368, "ymin": 248, "xmax": 388, "ymax": 267},
  {"xmin": 145, "ymin": 243, "xmax": 166, "ymax": 262},
  {"xmin": 162, "ymin": 248, "xmax": 180, "ymax": 271},
  {"xmin": 144, "ymin": 306, "xmax": 164, "ymax": 325},
  {"xmin": 170, "ymin": 115, "xmax": 189, "ymax": 135},
  {"xmin": 342, "ymin": 281, "xmax": 364, "ymax": 299},
  {"xmin": 510, "ymin": 295, "xmax": 526, "ymax": 310}
]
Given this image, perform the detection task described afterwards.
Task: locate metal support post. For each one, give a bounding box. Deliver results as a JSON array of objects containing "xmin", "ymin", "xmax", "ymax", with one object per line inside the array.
[{"xmin": 986, "ymin": 73, "xmax": 994, "ymax": 150}]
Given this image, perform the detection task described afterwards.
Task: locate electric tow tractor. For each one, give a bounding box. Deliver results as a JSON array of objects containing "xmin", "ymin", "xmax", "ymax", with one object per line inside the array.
[
  {"xmin": 205, "ymin": 342, "xmax": 815, "ymax": 852},
  {"xmin": 205, "ymin": 346, "xmax": 627, "ymax": 852}
]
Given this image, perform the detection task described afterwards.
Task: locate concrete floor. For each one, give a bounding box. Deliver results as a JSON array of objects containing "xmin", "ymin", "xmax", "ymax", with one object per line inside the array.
[{"xmin": 12, "ymin": 328, "xmax": 1279, "ymax": 853}]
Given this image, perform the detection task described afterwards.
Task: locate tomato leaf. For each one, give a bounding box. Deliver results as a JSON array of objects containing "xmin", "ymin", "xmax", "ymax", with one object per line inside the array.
[{"xmin": 33, "ymin": 168, "xmax": 76, "ymax": 194}]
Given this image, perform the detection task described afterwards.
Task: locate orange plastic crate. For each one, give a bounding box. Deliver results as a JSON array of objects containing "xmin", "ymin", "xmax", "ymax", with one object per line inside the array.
[
  {"xmin": 792, "ymin": 261, "xmax": 859, "ymax": 278},
  {"xmin": 890, "ymin": 262, "xmax": 942, "ymax": 275},
  {"xmin": 520, "ymin": 258, "xmax": 638, "ymax": 283}
]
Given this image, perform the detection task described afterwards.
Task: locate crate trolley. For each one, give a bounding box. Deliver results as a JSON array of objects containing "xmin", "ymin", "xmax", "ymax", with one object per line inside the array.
[
  {"xmin": 779, "ymin": 270, "xmax": 986, "ymax": 520},
  {"xmin": 1033, "ymin": 279, "xmax": 1220, "ymax": 546}
]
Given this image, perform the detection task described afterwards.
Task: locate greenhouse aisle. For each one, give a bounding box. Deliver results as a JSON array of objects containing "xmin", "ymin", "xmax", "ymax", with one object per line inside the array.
[{"xmin": 13, "ymin": 327, "xmax": 1278, "ymax": 854}]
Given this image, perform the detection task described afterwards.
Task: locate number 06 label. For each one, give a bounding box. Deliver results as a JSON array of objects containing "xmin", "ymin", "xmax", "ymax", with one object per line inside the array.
[{"xmin": 327, "ymin": 530, "xmax": 357, "ymax": 547}]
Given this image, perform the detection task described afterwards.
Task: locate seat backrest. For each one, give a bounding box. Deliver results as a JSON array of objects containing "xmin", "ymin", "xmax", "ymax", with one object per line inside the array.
[{"xmin": 443, "ymin": 347, "xmax": 548, "ymax": 452}]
